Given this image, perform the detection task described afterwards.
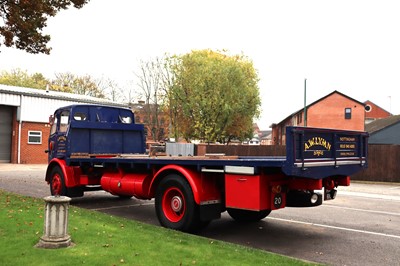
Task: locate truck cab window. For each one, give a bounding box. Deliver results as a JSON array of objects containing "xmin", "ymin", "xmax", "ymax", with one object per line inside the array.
[
  {"xmin": 60, "ymin": 111, "xmax": 70, "ymax": 133},
  {"xmin": 73, "ymin": 112, "xmax": 87, "ymax": 121},
  {"xmin": 50, "ymin": 116, "xmax": 58, "ymax": 135},
  {"xmin": 120, "ymin": 115, "xmax": 132, "ymax": 124}
]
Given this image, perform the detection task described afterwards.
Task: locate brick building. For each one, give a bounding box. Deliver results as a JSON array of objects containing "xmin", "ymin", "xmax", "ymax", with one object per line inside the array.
[
  {"xmin": 271, "ymin": 91, "xmax": 365, "ymax": 145},
  {"xmin": 364, "ymin": 100, "xmax": 392, "ymax": 124},
  {"xmin": 130, "ymin": 101, "xmax": 169, "ymax": 143},
  {"xmin": 0, "ymin": 85, "xmax": 126, "ymax": 164}
]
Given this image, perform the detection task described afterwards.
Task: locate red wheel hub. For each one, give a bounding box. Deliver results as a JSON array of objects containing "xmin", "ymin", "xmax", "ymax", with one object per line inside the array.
[
  {"xmin": 52, "ymin": 174, "xmax": 62, "ymax": 195},
  {"xmin": 162, "ymin": 187, "xmax": 186, "ymax": 223}
]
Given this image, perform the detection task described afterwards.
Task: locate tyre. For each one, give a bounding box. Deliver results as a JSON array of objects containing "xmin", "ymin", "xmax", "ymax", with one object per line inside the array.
[
  {"xmin": 227, "ymin": 208, "xmax": 271, "ymax": 222},
  {"xmin": 155, "ymin": 174, "xmax": 201, "ymax": 232},
  {"xmin": 49, "ymin": 166, "xmax": 67, "ymax": 196},
  {"xmin": 49, "ymin": 166, "xmax": 83, "ymax": 197}
]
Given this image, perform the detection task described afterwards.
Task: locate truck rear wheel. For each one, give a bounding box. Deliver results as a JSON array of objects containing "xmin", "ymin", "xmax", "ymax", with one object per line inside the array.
[
  {"xmin": 227, "ymin": 208, "xmax": 271, "ymax": 222},
  {"xmin": 155, "ymin": 174, "xmax": 201, "ymax": 232},
  {"xmin": 50, "ymin": 166, "xmax": 67, "ymax": 196}
]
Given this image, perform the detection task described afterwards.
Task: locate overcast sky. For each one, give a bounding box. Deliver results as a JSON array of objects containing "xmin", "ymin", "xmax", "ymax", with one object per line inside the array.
[{"xmin": 1, "ymin": 0, "xmax": 400, "ymax": 129}]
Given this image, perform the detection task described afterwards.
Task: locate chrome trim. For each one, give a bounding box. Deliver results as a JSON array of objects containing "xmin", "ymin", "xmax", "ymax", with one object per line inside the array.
[
  {"xmin": 224, "ymin": 165, "xmax": 255, "ymax": 175},
  {"xmin": 295, "ymin": 160, "xmax": 366, "ymax": 168},
  {"xmin": 201, "ymin": 168, "xmax": 224, "ymax": 173}
]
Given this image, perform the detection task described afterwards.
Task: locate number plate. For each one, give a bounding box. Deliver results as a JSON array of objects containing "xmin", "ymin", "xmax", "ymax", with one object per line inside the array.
[{"xmin": 273, "ymin": 194, "xmax": 282, "ymax": 209}]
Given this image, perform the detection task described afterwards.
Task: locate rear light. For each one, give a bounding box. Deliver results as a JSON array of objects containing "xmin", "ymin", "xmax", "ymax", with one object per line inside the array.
[
  {"xmin": 49, "ymin": 141, "xmax": 54, "ymax": 151},
  {"xmin": 271, "ymin": 185, "xmax": 282, "ymax": 194}
]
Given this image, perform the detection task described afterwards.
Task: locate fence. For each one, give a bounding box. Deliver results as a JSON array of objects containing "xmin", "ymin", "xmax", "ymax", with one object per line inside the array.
[
  {"xmin": 351, "ymin": 144, "xmax": 400, "ymax": 183},
  {"xmin": 200, "ymin": 144, "xmax": 400, "ymax": 183},
  {"xmin": 203, "ymin": 144, "xmax": 286, "ymax": 157}
]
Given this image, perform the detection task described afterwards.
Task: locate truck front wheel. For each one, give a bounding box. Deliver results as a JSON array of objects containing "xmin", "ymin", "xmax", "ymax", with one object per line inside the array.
[
  {"xmin": 50, "ymin": 166, "xmax": 67, "ymax": 196},
  {"xmin": 49, "ymin": 166, "xmax": 83, "ymax": 197},
  {"xmin": 227, "ymin": 208, "xmax": 271, "ymax": 222},
  {"xmin": 155, "ymin": 174, "xmax": 200, "ymax": 232}
]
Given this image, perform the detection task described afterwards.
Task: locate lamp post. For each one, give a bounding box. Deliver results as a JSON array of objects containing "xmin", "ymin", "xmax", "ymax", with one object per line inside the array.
[{"xmin": 304, "ymin": 79, "xmax": 307, "ymax": 127}]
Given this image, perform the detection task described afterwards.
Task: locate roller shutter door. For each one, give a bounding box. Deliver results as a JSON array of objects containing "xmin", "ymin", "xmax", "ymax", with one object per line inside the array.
[{"xmin": 0, "ymin": 106, "xmax": 12, "ymax": 163}]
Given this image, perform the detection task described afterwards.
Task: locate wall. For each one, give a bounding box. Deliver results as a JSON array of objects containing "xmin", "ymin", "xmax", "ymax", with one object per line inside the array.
[
  {"xmin": 369, "ymin": 123, "xmax": 400, "ymax": 144},
  {"xmin": 364, "ymin": 100, "xmax": 391, "ymax": 120},
  {"xmin": 307, "ymin": 93, "xmax": 365, "ymax": 131},
  {"xmin": 271, "ymin": 92, "xmax": 365, "ymax": 145},
  {"xmin": 15, "ymin": 122, "xmax": 50, "ymax": 164}
]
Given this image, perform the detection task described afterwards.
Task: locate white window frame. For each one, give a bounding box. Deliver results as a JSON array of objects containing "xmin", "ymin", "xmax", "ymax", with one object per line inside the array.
[{"xmin": 28, "ymin": 131, "xmax": 42, "ymax": 144}]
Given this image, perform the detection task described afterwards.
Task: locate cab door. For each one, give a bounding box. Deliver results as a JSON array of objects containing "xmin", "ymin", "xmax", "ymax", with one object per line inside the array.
[{"xmin": 48, "ymin": 109, "xmax": 70, "ymax": 161}]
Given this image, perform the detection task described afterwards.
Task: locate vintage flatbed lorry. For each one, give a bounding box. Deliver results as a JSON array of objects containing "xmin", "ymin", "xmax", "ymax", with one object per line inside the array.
[{"xmin": 45, "ymin": 104, "xmax": 368, "ymax": 232}]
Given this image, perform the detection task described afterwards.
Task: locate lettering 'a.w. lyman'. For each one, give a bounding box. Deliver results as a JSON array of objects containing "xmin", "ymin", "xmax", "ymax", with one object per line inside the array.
[{"xmin": 304, "ymin": 137, "xmax": 332, "ymax": 151}]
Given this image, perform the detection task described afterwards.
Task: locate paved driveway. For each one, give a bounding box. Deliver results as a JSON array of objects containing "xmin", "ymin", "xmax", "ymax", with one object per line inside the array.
[{"xmin": 1, "ymin": 163, "xmax": 400, "ymax": 266}]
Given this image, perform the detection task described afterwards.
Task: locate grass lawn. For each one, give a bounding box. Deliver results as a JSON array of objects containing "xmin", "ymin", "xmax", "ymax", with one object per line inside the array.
[{"xmin": 0, "ymin": 190, "xmax": 319, "ymax": 266}]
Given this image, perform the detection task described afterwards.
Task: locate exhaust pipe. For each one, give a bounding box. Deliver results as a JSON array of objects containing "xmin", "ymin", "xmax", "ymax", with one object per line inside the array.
[{"xmin": 286, "ymin": 191, "xmax": 323, "ymax": 207}]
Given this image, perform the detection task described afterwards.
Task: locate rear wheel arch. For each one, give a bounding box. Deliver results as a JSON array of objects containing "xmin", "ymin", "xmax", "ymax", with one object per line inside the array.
[{"xmin": 149, "ymin": 165, "xmax": 201, "ymax": 204}]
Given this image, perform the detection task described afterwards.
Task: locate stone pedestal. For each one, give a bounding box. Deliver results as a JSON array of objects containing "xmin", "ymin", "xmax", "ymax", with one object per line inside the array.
[{"xmin": 36, "ymin": 196, "xmax": 72, "ymax": 249}]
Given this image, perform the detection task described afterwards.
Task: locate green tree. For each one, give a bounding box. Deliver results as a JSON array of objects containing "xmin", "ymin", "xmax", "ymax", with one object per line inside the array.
[
  {"xmin": 0, "ymin": 68, "xmax": 49, "ymax": 89},
  {"xmin": 168, "ymin": 49, "xmax": 261, "ymax": 143},
  {"xmin": 0, "ymin": 69, "xmax": 109, "ymax": 97},
  {"xmin": 0, "ymin": 0, "xmax": 89, "ymax": 54}
]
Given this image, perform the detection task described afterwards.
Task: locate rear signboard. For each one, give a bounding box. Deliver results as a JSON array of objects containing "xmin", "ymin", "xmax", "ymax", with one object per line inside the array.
[
  {"xmin": 300, "ymin": 131, "xmax": 361, "ymax": 160},
  {"xmin": 283, "ymin": 126, "xmax": 368, "ymax": 179}
]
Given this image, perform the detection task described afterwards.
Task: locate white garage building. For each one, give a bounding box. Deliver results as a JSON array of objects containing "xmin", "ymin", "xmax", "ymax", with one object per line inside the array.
[{"xmin": 0, "ymin": 84, "xmax": 126, "ymax": 164}]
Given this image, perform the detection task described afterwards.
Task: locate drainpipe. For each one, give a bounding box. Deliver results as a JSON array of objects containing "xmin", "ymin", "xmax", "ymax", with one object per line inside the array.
[
  {"xmin": 17, "ymin": 95, "xmax": 24, "ymax": 164},
  {"xmin": 18, "ymin": 121, "xmax": 22, "ymax": 164}
]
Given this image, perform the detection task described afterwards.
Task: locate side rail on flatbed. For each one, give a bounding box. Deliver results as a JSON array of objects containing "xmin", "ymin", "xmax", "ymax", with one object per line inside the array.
[{"xmin": 283, "ymin": 126, "xmax": 368, "ymax": 179}]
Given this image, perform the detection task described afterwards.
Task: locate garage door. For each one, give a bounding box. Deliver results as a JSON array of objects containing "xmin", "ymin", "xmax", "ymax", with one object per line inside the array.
[{"xmin": 0, "ymin": 105, "xmax": 13, "ymax": 163}]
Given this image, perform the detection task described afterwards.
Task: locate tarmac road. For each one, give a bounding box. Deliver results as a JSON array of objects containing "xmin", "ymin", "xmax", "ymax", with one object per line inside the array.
[{"xmin": 1, "ymin": 163, "xmax": 400, "ymax": 266}]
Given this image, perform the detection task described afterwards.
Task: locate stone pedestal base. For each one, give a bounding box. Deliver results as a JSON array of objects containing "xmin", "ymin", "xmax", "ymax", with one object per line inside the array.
[
  {"xmin": 35, "ymin": 196, "xmax": 73, "ymax": 249},
  {"xmin": 36, "ymin": 235, "xmax": 72, "ymax": 249}
]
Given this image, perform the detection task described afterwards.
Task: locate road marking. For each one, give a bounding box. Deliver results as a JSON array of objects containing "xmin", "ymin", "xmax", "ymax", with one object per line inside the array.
[
  {"xmin": 323, "ymin": 204, "xmax": 400, "ymax": 216},
  {"xmin": 91, "ymin": 202, "xmax": 154, "ymax": 211},
  {"xmin": 339, "ymin": 191, "xmax": 400, "ymax": 201},
  {"xmin": 268, "ymin": 217, "xmax": 400, "ymax": 240},
  {"xmin": 388, "ymin": 186, "xmax": 400, "ymax": 190}
]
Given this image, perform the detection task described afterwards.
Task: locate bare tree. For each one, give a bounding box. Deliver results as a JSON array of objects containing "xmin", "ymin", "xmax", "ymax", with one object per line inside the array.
[
  {"xmin": 134, "ymin": 57, "xmax": 168, "ymax": 142},
  {"xmin": 52, "ymin": 72, "xmax": 105, "ymax": 97},
  {"xmin": 97, "ymin": 77, "xmax": 124, "ymax": 102}
]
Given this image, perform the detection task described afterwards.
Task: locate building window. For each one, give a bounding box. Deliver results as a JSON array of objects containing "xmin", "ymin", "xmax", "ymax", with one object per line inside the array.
[
  {"xmin": 345, "ymin": 108, "xmax": 352, "ymax": 119},
  {"xmin": 28, "ymin": 131, "xmax": 42, "ymax": 144}
]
